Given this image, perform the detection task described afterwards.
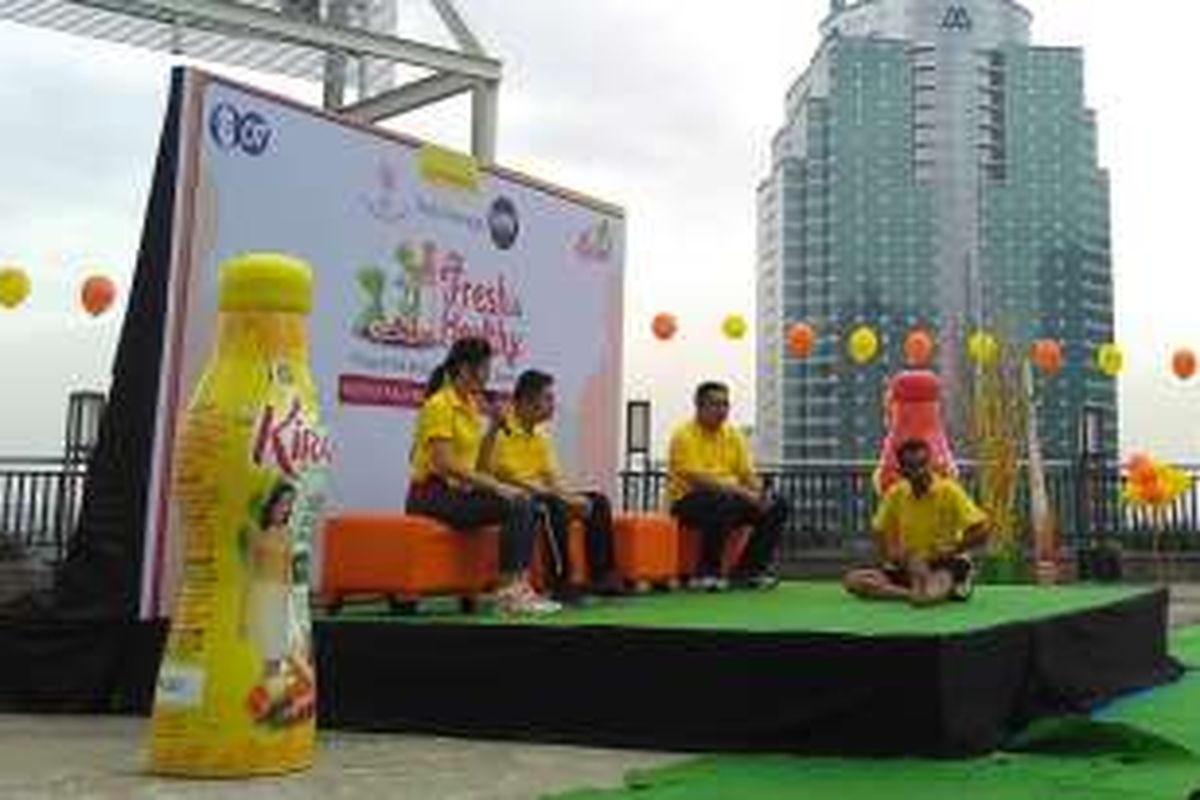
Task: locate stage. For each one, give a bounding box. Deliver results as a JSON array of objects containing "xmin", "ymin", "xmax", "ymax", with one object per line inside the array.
[
  {"xmin": 0, "ymin": 582, "xmax": 1181, "ymax": 757},
  {"xmin": 313, "ymin": 582, "xmax": 1181, "ymax": 756}
]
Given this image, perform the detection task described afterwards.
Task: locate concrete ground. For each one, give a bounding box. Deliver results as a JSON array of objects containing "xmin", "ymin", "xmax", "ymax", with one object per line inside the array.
[
  {"xmin": 2, "ymin": 583, "xmax": 1199, "ymax": 800},
  {"xmin": 0, "ymin": 715, "xmax": 678, "ymax": 800}
]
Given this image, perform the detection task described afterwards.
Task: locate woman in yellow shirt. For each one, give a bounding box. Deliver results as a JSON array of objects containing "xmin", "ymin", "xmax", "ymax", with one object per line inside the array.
[{"xmin": 405, "ymin": 337, "xmax": 559, "ymax": 616}]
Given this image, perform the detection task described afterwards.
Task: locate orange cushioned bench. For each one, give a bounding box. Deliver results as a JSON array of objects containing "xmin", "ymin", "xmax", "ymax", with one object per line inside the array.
[
  {"xmin": 321, "ymin": 513, "xmax": 499, "ymax": 614},
  {"xmin": 678, "ymin": 525, "xmax": 751, "ymax": 580},
  {"xmin": 611, "ymin": 513, "xmax": 679, "ymax": 590}
]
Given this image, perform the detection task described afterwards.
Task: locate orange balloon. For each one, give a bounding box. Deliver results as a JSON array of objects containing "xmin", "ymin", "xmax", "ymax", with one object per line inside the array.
[
  {"xmin": 1172, "ymin": 348, "xmax": 1197, "ymax": 380},
  {"xmin": 651, "ymin": 312, "xmax": 677, "ymax": 341},
  {"xmin": 81, "ymin": 275, "xmax": 116, "ymax": 317},
  {"xmin": 787, "ymin": 322, "xmax": 815, "ymax": 358},
  {"xmin": 903, "ymin": 329, "xmax": 935, "ymax": 367},
  {"xmin": 1127, "ymin": 453, "xmax": 1156, "ymax": 484},
  {"xmin": 1030, "ymin": 339, "xmax": 1063, "ymax": 375}
]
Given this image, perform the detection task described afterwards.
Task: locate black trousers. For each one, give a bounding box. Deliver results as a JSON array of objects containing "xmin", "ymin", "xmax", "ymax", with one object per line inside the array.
[
  {"xmin": 671, "ymin": 491, "xmax": 788, "ymax": 577},
  {"xmin": 536, "ymin": 491, "xmax": 615, "ymax": 588},
  {"xmin": 406, "ymin": 478, "xmax": 538, "ymax": 573}
]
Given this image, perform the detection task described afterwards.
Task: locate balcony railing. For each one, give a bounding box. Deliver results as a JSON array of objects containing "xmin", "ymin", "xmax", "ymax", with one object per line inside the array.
[
  {"xmin": 0, "ymin": 457, "xmax": 88, "ymax": 566},
  {"xmin": 621, "ymin": 460, "xmax": 1200, "ymax": 561}
]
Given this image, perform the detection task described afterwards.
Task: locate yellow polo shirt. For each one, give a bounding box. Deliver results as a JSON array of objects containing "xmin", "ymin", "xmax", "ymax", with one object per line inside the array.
[
  {"xmin": 485, "ymin": 414, "xmax": 558, "ymax": 487},
  {"xmin": 872, "ymin": 477, "xmax": 987, "ymax": 559},
  {"xmin": 666, "ymin": 420, "xmax": 755, "ymax": 504},
  {"xmin": 409, "ymin": 385, "xmax": 483, "ymax": 484}
]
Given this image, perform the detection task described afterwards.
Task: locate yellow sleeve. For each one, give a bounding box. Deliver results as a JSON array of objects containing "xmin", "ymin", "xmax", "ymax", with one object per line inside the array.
[
  {"xmin": 479, "ymin": 427, "xmax": 505, "ymax": 476},
  {"xmin": 872, "ymin": 487, "xmax": 900, "ymax": 537},
  {"xmin": 539, "ymin": 435, "xmax": 561, "ymax": 481},
  {"xmin": 668, "ymin": 427, "xmax": 696, "ymax": 476},
  {"xmin": 420, "ymin": 394, "xmax": 455, "ymax": 443},
  {"xmin": 948, "ymin": 482, "xmax": 988, "ymax": 530},
  {"xmin": 733, "ymin": 429, "xmax": 756, "ymax": 482}
]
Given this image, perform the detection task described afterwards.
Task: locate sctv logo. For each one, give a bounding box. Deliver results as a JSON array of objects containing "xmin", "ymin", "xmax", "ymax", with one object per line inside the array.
[{"xmin": 208, "ymin": 101, "xmax": 273, "ymax": 156}]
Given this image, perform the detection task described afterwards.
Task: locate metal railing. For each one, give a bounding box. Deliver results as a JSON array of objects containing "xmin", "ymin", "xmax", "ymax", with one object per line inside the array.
[
  {"xmin": 620, "ymin": 461, "xmax": 1200, "ymax": 560},
  {"xmin": 0, "ymin": 457, "xmax": 88, "ymax": 566}
]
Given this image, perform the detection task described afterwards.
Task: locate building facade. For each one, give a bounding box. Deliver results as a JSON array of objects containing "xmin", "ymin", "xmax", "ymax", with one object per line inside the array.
[{"xmin": 756, "ymin": 0, "xmax": 1115, "ymax": 464}]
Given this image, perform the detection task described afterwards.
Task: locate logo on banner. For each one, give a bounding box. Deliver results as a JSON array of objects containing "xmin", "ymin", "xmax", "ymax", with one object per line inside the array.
[
  {"xmin": 488, "ymin": 197, "xmax": 520, "ymax": 250},
  {"xmin": 353, "ymin": 239, "xmax": 526, "ymax": 365},
  {"xmin": 208, "ymin": 102, "xmax": 273, "ymax": 156},
  {"xmin": 940, "ymin": 4, "xmax": 972, "ymax": 31},
  {"xmin": 362, "ymin": 160, "xmax": 410, "ymax": 223},
  {"xmin": 575, "ymin": 218, "xmax": 615, "ymax": 263}
]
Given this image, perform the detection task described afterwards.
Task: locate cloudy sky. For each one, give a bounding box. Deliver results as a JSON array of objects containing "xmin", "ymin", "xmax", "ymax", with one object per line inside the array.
[{"xmin": 1, "ymin": 1, "xmax": 1199, "ymax": 460}]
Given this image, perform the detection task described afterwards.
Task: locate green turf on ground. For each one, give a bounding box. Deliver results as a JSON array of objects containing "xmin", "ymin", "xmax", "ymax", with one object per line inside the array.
[
  {"xmin": 542, "ymin": 625, "xmax": 1200, "ymax": 800},
  {"xmin": 545, "ymin": 752, "xmax": 1200, "ymax": 800},
  {"xmin": 323, "ymin": 581, "xmax": 1150, "ymax": 636}
]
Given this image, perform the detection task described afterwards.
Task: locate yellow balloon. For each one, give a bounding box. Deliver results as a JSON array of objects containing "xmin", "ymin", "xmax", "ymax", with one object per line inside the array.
[
  {"xmin": 0, "ymin": 267, "xmax": 30, "ymax": 309},
  {"xmin": 967, "ymin": 331, "xmax": 999, "ymax": 365},
  {"xmin": 1097, "ymin": 343, "xmax": 1124, "ymax": 377},
  {"xmin": 722, "ymin": 314, "xmax": 747, "ymax": 340},
  {"xmin": 848, "ymin": 326, "xmax": 879, "ymax": 364}
]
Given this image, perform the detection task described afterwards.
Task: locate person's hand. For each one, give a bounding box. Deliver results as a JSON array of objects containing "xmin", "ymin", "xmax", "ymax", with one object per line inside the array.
[
  {"xmin": 732, "ymin": 484, "xmax": 765, "ymax": 509},
  {"xmin": 565, "ymin": 493, "xmax": 591, "ymax": 516},
  {"xmin": 493, "ymin": 482, "xmax": 527, "ymax": 502},
  {"xmin": 906, "ymin": 555, "xmax": 931, "ymax": 583}
]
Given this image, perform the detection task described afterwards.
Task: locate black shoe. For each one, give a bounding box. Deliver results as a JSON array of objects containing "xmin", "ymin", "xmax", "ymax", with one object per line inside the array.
[
  {"xmin": 948, "ymin": 556, "xmax": 975, "ymax": 601},
  {"xmin": 551, "ymin": 586, "xmax": 587, "ymax": 607},
  {"xmin": 731, "ymin": 571, "xmax": 781, "ymax": 591}
]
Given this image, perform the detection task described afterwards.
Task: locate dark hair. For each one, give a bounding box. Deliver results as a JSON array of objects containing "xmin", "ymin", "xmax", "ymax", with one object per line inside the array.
[
  {"xmin": 426, "ymin": 336, "xmax": 493, "ymax": 395},
  {"xmin": 694, "ymin": 381, "xmax": 729, "ymax": 407},
  {"xmin": 896, "ymin": 438, "xmax": 930, "ymax": 461},
  {"xmin": 260, "ymin": 481, "xmax": 297, "ymax": 529},
  {"xmin": 514, "ymin": 369, "xmax": 554, "ymax": 403}
]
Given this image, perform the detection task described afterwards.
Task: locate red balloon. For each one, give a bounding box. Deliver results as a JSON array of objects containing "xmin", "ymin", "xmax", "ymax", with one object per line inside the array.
[
  {"xmin": 1172, "ymin": 348, "xmax": 1197, "ymax": 380},
  {"xmin": 903, "ymin": 329, "xmax": 935, "ymax": 367},
  {"xmin": 787, "ymin": 322, "xmax": 815, "ymax": 358},
  {"xmin": 81, "ymin": 275, "xmax": 116, "ymax": 317},
  {"xmin": 651, "ymin": 312, "xmax": 677, "ymax": 341},
  {"xmin": 1030, "ymin": 339, "xmax": 1063, "ymax": 375}
]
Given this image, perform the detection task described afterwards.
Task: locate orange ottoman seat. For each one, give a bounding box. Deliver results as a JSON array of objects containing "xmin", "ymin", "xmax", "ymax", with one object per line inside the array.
[
  {"xmin": 678, "ymin": 525, "xmax": 751, "ymax": 580},
  {"xmin": 321, "ymin": 513, "xmax": 499, "ymax": 614},
  {"xmin": 612, "ymin": 513, "xmax": 679, "ymax": 590}
]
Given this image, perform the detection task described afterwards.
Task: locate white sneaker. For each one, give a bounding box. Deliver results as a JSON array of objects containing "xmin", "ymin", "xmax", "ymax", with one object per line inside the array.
[
  {"xmin": 687, "ymin": 576, "xmax": 728, "ymax": 593},
  {"xmin": 495, "ymin": 581, "xmax": 562, "ymax": 616}
]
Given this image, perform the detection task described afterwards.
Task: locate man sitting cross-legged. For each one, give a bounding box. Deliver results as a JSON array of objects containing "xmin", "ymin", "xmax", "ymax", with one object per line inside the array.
[{"xmin": 844, "ymin": 438, "xmax": 992, "ymax": 607}]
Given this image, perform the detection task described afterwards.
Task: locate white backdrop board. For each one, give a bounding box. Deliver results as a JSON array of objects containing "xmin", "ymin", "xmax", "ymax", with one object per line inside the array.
[{"xmin": 142, "ymin": 69, "xmax": 625, "ymax": 616}]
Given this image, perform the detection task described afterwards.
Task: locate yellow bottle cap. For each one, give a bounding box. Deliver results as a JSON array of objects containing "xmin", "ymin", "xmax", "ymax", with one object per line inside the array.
[{"xmin": 218, "ymin": 252, "xmax": 313, "ymax": 314}]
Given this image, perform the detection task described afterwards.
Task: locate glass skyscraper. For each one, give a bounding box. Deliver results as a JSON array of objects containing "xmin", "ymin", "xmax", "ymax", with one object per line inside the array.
[{"xmin": 756, "ymin": 0, "xmax": 1115, "ymax": 464}]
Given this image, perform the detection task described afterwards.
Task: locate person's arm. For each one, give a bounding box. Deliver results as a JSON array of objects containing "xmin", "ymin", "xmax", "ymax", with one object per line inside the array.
[
  {"xmin": 942, "ymin": 482, "xmax": 991, "ymax": 555},
  {"xmin": 430, "ymin": 438, "xmax": 524, "ymax": 499},
  {"xmin": 733, "ymin": 432, "xmax": 766, "ymax": 503},
  {"xmin": 872, "ymin": 490, "xmax": 905, "ymax": 563},
  {"xmin": 669, "ymin": 429, "xmax": 742, "ymax": 497}
]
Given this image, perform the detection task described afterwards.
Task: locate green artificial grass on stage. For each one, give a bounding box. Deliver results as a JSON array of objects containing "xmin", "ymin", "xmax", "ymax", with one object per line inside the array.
[
  {"xmin": 323, "ymin": 581, "xmax": 1150, "ymax": 636},
  {"xmin": 542, "ymin": 626, "xmax": 1200, "ymax": 800}
]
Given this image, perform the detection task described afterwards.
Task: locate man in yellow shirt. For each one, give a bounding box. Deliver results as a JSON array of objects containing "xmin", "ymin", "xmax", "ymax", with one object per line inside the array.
[
  {"xmin": 844, "ymin": 438, "xmax": 991, "ymax": 606},
  {"xmin": 667, "ymin": 381, "xmax": 788, "ymax": 591},
  {"xmin": 481, "ymin": 370, "xmax": 622, "ymax": 599}
]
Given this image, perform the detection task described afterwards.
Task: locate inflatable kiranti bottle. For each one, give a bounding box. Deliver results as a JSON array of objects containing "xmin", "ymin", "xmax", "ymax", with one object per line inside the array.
[
  {"xmin": 149, "ymin": 253, "xmax": 331, "ymax": 776},
  {"xmin": 874, "ymin": 370, "xmax": 957, "ymax": 495}
]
